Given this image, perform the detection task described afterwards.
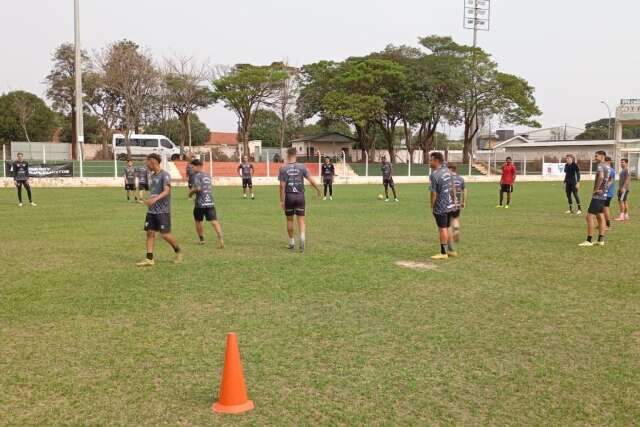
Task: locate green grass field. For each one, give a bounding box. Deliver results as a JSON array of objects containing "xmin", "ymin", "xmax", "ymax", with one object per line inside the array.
[{"xmin": 1, "ymin": 183, "xmax": 639, "ymax": 425}]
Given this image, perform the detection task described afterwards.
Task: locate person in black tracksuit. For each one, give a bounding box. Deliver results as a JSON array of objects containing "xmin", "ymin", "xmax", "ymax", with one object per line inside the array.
[
  {"xmin": 564, "ymin": 154, "xmax": 582, "ymax": 214},
  {"xmin": 12, "ymin": 152, "xmax": 36, "ymax": 207}
]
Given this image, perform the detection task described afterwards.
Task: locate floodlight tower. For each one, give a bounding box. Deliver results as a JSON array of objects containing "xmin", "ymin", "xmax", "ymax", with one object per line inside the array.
[
  {"xmin": 74, "ymin": 0, "xmax": 84, "ymax": 176},
  {"xmin": 463, "ymin": 0, "xmax": 491, "ymax": 157}
]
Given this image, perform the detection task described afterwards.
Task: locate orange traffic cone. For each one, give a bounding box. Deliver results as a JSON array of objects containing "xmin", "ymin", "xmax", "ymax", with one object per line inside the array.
[{"xmin": 212, "ymin": 332, "xmax": 255, "ymax": 414}]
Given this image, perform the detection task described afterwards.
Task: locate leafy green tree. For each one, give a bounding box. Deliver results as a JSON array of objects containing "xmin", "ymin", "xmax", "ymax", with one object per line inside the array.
[
  {"xmin": 59, "ymin": 113, "xmax": 101, "ymax": 144},
  {"xmin": 45, "ymin": 43, "xmax": 92, "ymax": 159},
  {"xmin": 249, "ymin": 109, "xmax": 282, "ymax": 147},
  {"xmin": 145, "ymin": 114, "xmax": 210, "ymax": 146},
  {"xmin": 212, "ymin": 64, "xmax": 288, "ymax": 155},
  {"xmin": 0, "ymin": 91, "xmax": 59, "ymax": 143},
  {"xmin": 576, "ymin": 118, "xmax": 640, "ymax": 140}
]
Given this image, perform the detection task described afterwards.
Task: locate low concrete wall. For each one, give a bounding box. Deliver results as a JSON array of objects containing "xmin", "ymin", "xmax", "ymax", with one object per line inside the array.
[{"xmin": 0, "ymin": 175, "xmax": 591, "ymax": 188}]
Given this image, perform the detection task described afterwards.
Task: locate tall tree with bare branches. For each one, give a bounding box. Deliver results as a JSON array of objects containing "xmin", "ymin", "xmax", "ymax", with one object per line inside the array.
[
  {"xmin": 98, "ymin": 40, "xmax": 159, "ymax": 156},
  {"xmin": 270, "ymin": 61, "xmax": 299, "ymax": 150},
  {"xmin": 163, "ymin": 55, "xmax": 215, "ymax": 154}
]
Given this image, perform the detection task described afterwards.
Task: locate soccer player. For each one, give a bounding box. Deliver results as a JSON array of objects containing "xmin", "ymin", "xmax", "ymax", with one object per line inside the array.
[
  {"xmin": 321, "ymin": 157, "xmax": 336, "ymax": 200},
  {"xmin": 136, "ymin": 164, "xmax": 149, "ymax": 203},
  {"xmin": 137, "ymin": 153, "xmax": 183, "ymax": 267},
  {"xmin": 185, "ymin": 153, "xmax": 195, "ymax": 189},
  {"xmin": 429, "ymin": 152, "xmax": 457, "ymax": 260},
  {"xmin": 563, "ymin": 154, "xmax": 582, "ymax": 214},
  {"xmin": 238, "ymin": 156, "xmax": 255, "ymax": 199},
  {"xmin": 579, "ymin": 151, "xmax": 611, "ymax": 247},
  {"xmin": 381, "ymin": 155, "xmax": 398, "ymax": 202},
  {"xmin": 603, "ymin": 156, "xmax": 616, "ymax": 228},
  {"xmin": 278, "ymin": 147, "xmax": 322, "ymax": 252},
  {"xmin": 123, "ymin": 159, "xmax": 137, "ymax": 202},
  {"xmin": 11, "ymin": 152, "xmax": 36, "ymax": 207},
  {"xmin": 449, "ymin": 164, "xmax": 467, "ymax": 243},
  {"xmin": 497, "ymin": 157, "xmax": 516, "ymax": 208},
  {"xmin": 188, "ymin": 159, "xmax": 224, "ymax": 248},
  {"xmin": 615, "ymin": 158, "xmax": 631, "ymax": 221}
]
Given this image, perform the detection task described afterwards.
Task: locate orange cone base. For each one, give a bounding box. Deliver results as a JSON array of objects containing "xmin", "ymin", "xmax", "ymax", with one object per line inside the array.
[{"xmin": 212, "ymin": 400, "xmax": 254, "ymax": 414}]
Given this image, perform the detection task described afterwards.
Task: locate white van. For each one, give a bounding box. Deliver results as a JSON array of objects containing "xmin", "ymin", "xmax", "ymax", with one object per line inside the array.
[{"xmin": 112, "ymin": 134, "xmax": 181, "ymax": 161}]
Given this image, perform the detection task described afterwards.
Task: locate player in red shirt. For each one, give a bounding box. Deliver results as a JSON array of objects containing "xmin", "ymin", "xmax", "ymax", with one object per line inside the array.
[{"xmin": 497, "ymin": 157, "xmax": 517, "ymax": 209}]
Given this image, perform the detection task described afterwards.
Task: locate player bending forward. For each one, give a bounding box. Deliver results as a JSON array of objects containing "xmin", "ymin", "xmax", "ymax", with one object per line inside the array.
[
  {"xmin": 497, "ymin": 157, "xmax": 516, "ymax": 208},
  {"xmin": 238, "ymin": 156, "xmax": 255, "ymax": 200},
  {"xmin": 11, "ymin": 152, "xmax": 36, "ymax": 207},
  {"xmin": 615, "ymin": 158, "xmax": 631, "ymax": 221},
  {"xmin": 278, "ymin": 147, "xmax": 322, "ymax": 253},
  {"xmin": 188, "ymin": 159, "xmax": 224, "ymax": 248},
  {"xmin": 429, "ymin": 152, "xmax": 457, "ymax": 260},
  {"xmin": 137, "ymin": 153, "xmax": 183, "ymax": 267},
  {"xmin": 579, "ymin": 151, "xmax": 611, "ymax": 247},
  {"xmin": 449, "ymin": 164, "xmax": 467, "ymax": 242}
]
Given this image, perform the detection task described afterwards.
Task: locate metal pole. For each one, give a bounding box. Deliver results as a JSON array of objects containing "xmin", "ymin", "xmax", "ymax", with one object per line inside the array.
[
  {"xmin": 42, "ymin": 145, "xmax": 46, "ymax": 164},
  {"xmin": 365, "ymin": 151, "xmax": 369, "ymax": 177},
  {"xmin": 524, "ymin": 153, "xmax": 527, "ymax": 176},
  {"xmin": 318, "ymin": 151, "xmax": 321, "ymax": 178},
  {"xmin": 2, "ymin": 145, "xmax": 5, "ymax": 177},
  {"xmin": 74, "ymin": 0, "xmax": 84, "ymax": 178},
  {"xmin": 589, "ymin": 157, "xmax": 593, "ymax": 178},
  {"xmin": 209, "ymin": 148, "xmax": 213, "ymax": 177},
  {"xmin": 266, "ymin": 150, "xmax": 270, "ymax": 178},
  {"xmin": 113, "ymin": 146, "xmax": 117, "ymax": 178},
  {"xmin": 342, "ymin": 151, "xmax": 346, "ymax": 177},
  {"xmin": 601, "ymin": 101, "xmax": 612, "ymax": 140}
]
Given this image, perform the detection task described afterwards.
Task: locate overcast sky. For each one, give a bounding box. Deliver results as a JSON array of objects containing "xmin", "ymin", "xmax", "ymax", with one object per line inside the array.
[{"xmin": 1, "ymin": 0, "xmax": 639, "ymax": 137}]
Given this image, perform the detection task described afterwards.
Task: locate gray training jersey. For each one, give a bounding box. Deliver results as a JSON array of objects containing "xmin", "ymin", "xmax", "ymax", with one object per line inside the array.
[
  {"xmin": 192, "ymin": 171, "xmax": 214, "ymax": 208},
  {"xmin": 381, "ymin": 162, "xmax": 393, "ymax": 179},
  {"xmin": 429, "ymin": 166, "xmax": 455, "ymax": 214},
  {"xmin": 238, "ymin": 162, "xmax": 253, "ymax": 178},
  {"xmin": 124, "ymin": 166, "xmax": 136, "ymax": 184},
  {"xmin": 136, "ymin": 166, "xmax": 149, "ymax": 184},
  {"xmin": 592, "ymin": 163, "xmax": 611, "ymax": 201},
  {"xmin": 619, "ymin": 169, "xmax": 630, "ymax": 190},
  {"xmin": 452, "ymin": 174, "xmax": 466, "ymax": 210},
  {"xmin": 148, "ymin": 170, "xmax": 172, "ymax": 214},
  {"xmin": 278, "ymin": 162, "xmax": 310, "ymax": 193}
]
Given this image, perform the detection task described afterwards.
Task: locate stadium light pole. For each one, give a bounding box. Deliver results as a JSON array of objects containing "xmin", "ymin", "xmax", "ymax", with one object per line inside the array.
[
  {"xmin": 74, "ymin": 0, "xmax": 84, "ymax": 177},
  {"xmin": 601, "ymin": 101, "xmax": 612, "ymax": 140}
]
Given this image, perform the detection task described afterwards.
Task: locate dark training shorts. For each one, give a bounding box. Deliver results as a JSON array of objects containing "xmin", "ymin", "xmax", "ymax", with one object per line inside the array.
[
  {"xmin": 138, "ymin": 183, "xmax": 149, "ymax": 191},
  {"xmin": 501, "ymin": 184, "xmax": 513, "ymax": 193},
  {"xmin": 618, "ymin": 190, "xmax": 629, "ymax": 202},
  {"xmin": 125, "ymin": 183, "xmax": 136, "ymax": 191},
  {"xmin": 604, "ymin": 197, "xmax": 612, "ymax": 208},
  {"xmin": 284, "ymin": 193, "xmax": 305, "ymax": 217},
  {"xmin": 433, "ymin": 212, "xmax": 453, "ymax": 229},
  {"xmin": 193, "ymin": 207, "xmax": 217, "ymax": 222},
  {"xmin": 323, "ymin": 177, "xmax": 333, "ymax": 185},
  {"xmin": 588, "ymin": 199, "xmax": 606, "ymax": 215},
  {"xmin": 144, "ymin": 212, "xmax": 171, "ymax": 234},
  {"xmin": 451, "ymin": 210, "xmax": 461, "ymax": 219},
  {"xmin": 383, "ymin": 177, "xmax": 395, "ymax": 187},
  {"xmin": 242, "ymin": 178, "xmax": 253, "ymax": 189}
]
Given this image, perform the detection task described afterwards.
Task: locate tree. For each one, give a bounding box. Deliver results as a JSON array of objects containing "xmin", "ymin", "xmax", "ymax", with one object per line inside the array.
[
  {"xmin": 576, "ymin": 118, "xmax": 640, "ymax": 140},
  {"xmin": 212, "ymin": 64, "xmax": 288, "ymax": 155},
  {"xmin": 420, "ymin": 36, "xmax": 541, "ymax": 162},
  {"xmin": 45, "ymin": 43, "xmax": 91, "ymax": 159},
  {"xmin": 98, "ymin": 40, "xmax": 160, "ymax": 156},
  {"xmin": 59, "ymin": 113, "xmax": 102, "ymax": 144},
  {"xmin": 0, "ymin": 91, "xmax": 59, "ymax": 143},
  {"xmin": 163, "ymin": 55, "xmax": 215, "ymax": 153},
  {"xmin": 84, "ymin": 70, "xmax": 123, "ymax": 151},
  {"xmin": 270, "ymin": 62, "xmax": 299, "ymax": 150},
  {"xmin": 146, "ymin": 114, "xmax": 210, "ymax": 146},
  {"xmin": 249, "ymin": 109, "xmax": 282, "ymax": 147}
]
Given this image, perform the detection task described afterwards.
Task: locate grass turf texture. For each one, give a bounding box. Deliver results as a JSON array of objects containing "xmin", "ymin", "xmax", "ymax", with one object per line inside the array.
[{"xmin": 1, "ymin": 182, "xmax": 639, "ymax": 425}]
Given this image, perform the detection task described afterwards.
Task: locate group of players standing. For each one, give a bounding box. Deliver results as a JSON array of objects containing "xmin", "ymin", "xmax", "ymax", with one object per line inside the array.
[{"xmin": 115, "ymin": 147, "xmax": 628, "ymax": 265}]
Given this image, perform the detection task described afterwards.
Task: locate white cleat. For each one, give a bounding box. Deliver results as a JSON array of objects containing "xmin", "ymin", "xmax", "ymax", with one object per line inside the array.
[
  {"xmin": 565, "ymin": 210, "xmax": 573, "ymax": 214},
  {"xmin": 18, "ymin": 203, "xmax": 23, "ymax": 207},
  {"xmin": 578, "ymin": 241, "xmax": 594, "ymax": 247},
  {"xmin": 30, "ymin": 202, "xmax": 37, "ymax": 207},
  {"xmin": 329, "ymin": 196, "xmax": 333, "ymax": 201},
  {"xmin": 395, "ymin": 198, "xmax": 399, "ymax": 202},
  {"xmin": 385, "ymin": 198, "xmax": 389, "ymax": 202},
  {"xmin": 323, "ymin": 197, "xmax": 327, "ymax": 201},
  {"xmin": 576, "ymin": 210, "xmax": 582, "ymax": 215}
]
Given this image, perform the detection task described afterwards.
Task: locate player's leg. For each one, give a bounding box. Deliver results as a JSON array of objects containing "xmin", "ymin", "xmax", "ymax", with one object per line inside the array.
[
  {"xmin": 431, "ymin": 214, "xmax": 450, "ymax": 260},
  {"xmin": 390, "ymin": 181, "xmax": 398, "ymax": 201},
  {"xmin": 24, "ymin": 182, "xmax": 34, "ymax": 204},
  {"xmin": 604, "ymin": 199, "xmax": 611, "ymax": 228},
  {"xmin": 451, "ymin": 211, "xmax": 461, "ymax": 243},
  {"xmin": 323, "ymin": 181, "xmax": 328, "ymax": 199},
  {"xmin": 583, "ymin": 213, "xmax": 595, "ymax": 245},
  {"xmin": 383, "ymin": 182, "xmax": 389, "ymax": 200},
  {"xmin": 565, "ymin": 185, "xmax": 574, "ymax": 213},
  {"xmin": 286, "ymin": 216, "xmax": 295, "ymax": 249},
  {"xmin": 498, "ymin": 188, "xmax": 504, "ymax": 207},
  {"xmin": 160, "ymin": 232, "xmax": 182, "ymax": 263},
  {"xmin": 249, "ymin": 180, "xmax": 254, "ymax": 199},
  {"xmin": 195, "ymin": 220, "xmax": 205, "ymax": 243},
  {"xmin": 506, "ymin": 187, "xmax": 512, "ymax": 207},
  {"xmin": 596, "ymin": 213, "xmax": 606, "ymax": 245},
  {"xmin": 16, "ymin": 181, "xmax": 23, "ymax": 205},
  {"xmin": 210, "ymin": 220, "xmax": 224, "ymax": 248},
  {"xmin": 136, "ymin": 230, "xmax": 157, "ymax": 266},
  {"xmin": 297, "ymin": 214, "xmax": 306, "ymax": 252},
  {"xmin": 329, "ymin": 181, "xmax": 333, "ymax": 199},
  {"xmin": 574, "ymin": 188, "xmax": 582, "ymax": 213}
]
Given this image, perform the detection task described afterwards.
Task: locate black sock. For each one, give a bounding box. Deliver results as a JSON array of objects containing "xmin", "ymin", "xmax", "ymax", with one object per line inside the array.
[
  {"xmin": 598, "ymin": 235, "xmax": 604, "ymax": 242},
  {"xmin": 569, "ymin": 205, "xmax": 573, "ymax": 212},
  {"xmin": 440, "ymin": 244, "xmax": 447, "ymax": 255},
  {"xmin": 586, "ymin": 236, "xmax": 592, "ymax": 243},
  {"xmin": 146, "ymin": 252, "xmax": 153, "ymax": 260},
  {"xmin": 199, "ymin": 235, "xmax": 204, "ymax": 242},
  {"xmin": 173, "ymin": 245, "xmax": 181, "ymax": 253},
  {"xmin": 578, "ymin": 205, "xmax": 582, "ymax": 211},
  {"xmin": 606, "ymin": 220, "xmax": 611, "ymax": 227}
]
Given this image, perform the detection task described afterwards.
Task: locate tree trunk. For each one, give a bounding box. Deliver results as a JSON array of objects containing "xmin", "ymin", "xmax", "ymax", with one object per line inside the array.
[
  {"xmin": 21, "ymin": 123, "xmax": 31, "ymax": 143},
  {"xmin": 187, "ymin": 114, "xmax": 192, "ymax": 148},
  {"xmin": 179, "ymin": 113, "xmax": 188, "ymax": 156}
]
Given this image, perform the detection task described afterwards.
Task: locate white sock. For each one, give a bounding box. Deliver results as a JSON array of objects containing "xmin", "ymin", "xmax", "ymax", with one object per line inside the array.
[
  {"xmin": 289, "ymin": 238, "xmax": 295, "ymax": 246},
  {"xmin": 300, "ymin": 233, "xmax": 306, "ymax": 244}
]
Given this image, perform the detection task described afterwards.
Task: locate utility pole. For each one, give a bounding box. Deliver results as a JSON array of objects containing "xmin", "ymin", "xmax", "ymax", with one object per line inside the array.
[
  {"xmin": 464, "ymin": 0, "xmax": 491, "ymax": 161},
  {"xmin": 601, "ymin": 101, "xmax": 612, "ymax": 140},
  {"xmin": 74, "ymin": 0, "xmax": 84, "ymax": 177}
]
